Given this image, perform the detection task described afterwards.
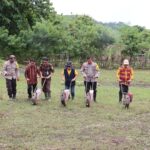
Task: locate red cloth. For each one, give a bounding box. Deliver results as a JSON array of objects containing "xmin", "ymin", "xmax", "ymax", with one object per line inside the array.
[
  {"xmin": 25, "ymin": 64, "xmax": 40, "ymax": 84},
  {"xmin": 128, "ymin": 93, "xmax": 133, "ymax": 102}
]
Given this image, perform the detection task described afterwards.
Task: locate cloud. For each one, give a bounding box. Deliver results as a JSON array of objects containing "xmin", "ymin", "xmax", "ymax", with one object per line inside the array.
[{"xmin": 51, "ymin": 0, "xmax": 150, "ymax": 29}]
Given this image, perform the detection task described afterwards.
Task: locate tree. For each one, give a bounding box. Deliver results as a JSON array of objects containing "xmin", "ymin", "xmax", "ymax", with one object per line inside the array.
[
  {"xmin": 120, "ymin": 26, "xmax": 140, "ymax": 57},
  {"xmin": 0, "ymin": 0, "xmax": 55, "ymax": 34},
  {"xmin": 120, "ymin": 26, "xmax": 150, "ymax": 58}
]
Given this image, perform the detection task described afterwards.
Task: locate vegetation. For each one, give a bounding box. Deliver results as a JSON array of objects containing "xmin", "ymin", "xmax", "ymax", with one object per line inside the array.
[{"xmin": 0, "ymin": 0, "xmax": 150, "ymax": 68}]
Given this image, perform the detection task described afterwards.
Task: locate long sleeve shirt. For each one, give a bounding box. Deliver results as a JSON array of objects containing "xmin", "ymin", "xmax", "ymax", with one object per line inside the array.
[
  {"xmin": 3, "ymin": 61, "xmax": 19, "ymax": 79},
  {"xmin": 81, "ymin": 62, "xmax": 100, "ymax": 82}
]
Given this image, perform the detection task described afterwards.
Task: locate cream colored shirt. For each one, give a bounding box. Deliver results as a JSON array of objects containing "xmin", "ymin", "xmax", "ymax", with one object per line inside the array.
[{"xmin": 3, "ymin": 61, "xmax": 19, "ymax": 79}]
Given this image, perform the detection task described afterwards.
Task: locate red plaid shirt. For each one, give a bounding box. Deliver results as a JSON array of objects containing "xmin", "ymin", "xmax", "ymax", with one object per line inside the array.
[{"xmin": 25, "ymin": 64, "xmax": 40, "ymax": 84}]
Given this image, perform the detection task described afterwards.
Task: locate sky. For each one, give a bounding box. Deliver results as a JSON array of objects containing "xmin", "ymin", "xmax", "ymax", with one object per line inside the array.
[{"xmin": 51, "ymin": 0, "xmax": 150, "ymax": 29}]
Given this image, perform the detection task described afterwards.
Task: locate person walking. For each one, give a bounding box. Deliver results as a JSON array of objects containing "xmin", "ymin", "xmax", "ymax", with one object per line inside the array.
[
  {"xmin": 62, "ymin": 61, "xmax": 78, "ymax": 100},
  {"xmin": 81, "ymin": 56, "xmax": 100, "ymax": 106},
  {"xmin": 39, "ymin": 57, "xmax": 54, "ymax": 100},
  {"xmin": 117, "ymin": 59, "xmax": 134, "ymax": 103},
  {"xmin": 3, "ymin": 55, "xmax": 19, "ymax": 100},
  {"xmin": 25, "ymin": 59, "xmax": 40, "ymax": 99}
]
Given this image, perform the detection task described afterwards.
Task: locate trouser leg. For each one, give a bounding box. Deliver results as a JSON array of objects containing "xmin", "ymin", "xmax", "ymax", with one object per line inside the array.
[
  {"xmin": 28, "ymin": 84, "xmax": 32, "ymax": 98},
  {"xmin": 46, "ymin": 80, "xmax": 51, "ymax": 99},
  {"xmin": 123, "ymin": 85, "xmax": 128, "ymax": 93},
  {"xmin": 42, "ymin": 79, "xmax": 47, "ymax": 99},
  {"xmin": 6, "ymin": 79, "xmax": 13, "ymax": 98},
  {"xmin": 12, "ymin": 79, "xmax": 16, "ymax": 99},
  {"xmin": 71, "ymin": 85, "xmax": 75, "ymax": 100},
  {"xmin": 119, "ymin": 84, "xmax": 129, "ymax": 102},
  {"xmin": 84, "ymin": 81, "xmax": 90, "ymax": 93},
  {"xmin": 43, "ymin": 79, "xmax": 51, "ymax": 99},
  {"xmin": 93, "ymin": 82, "xmax": 97, "ymax": 102},
  {"xmin": 119, "ymin": 84, "xmax": 122, "ymax": 102},
  {"xmin": 33, "ymin": 84, "xmax": 37, "ymax": 93}
]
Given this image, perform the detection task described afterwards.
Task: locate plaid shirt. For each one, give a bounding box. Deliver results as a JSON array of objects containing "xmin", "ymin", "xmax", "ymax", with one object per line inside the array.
[
  {"xmin": 25, "ymin": 64, "xmax": 40, "ymax": 84},
  {"xmin": 39, "ymin": 63, "xmax": 54, "ymax": 77}
]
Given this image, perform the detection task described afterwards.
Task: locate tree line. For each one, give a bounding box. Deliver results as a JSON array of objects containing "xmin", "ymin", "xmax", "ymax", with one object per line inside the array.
[{"xmin": 0, "ymin": 0, "xmax": 150, "ymax": 68}]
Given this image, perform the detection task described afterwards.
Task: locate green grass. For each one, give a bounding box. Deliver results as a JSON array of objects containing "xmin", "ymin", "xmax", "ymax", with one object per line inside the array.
[{"xmin": 0, "ymin": 69, "xmax": 150, "ymax": 150}]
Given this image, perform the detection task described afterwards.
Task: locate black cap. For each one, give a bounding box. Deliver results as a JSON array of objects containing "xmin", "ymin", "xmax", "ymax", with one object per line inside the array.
[
  {"xmin": 42, "ymin": 57, "xmax": 48, "ymax": 61},
  {"xmin": 66, "ymin": 61, "xmax": 72, "ymax": 67}
]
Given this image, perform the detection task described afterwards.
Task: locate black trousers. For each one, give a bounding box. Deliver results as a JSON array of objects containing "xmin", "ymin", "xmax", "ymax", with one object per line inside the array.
[
  {"xmin": 84, "ymin": 81, "xmax": 97, "ymax": 101},
  {"xmin": 119, "ymin": 84, "xmax": 129, "ymax": 102},
  {"xmin": 27, "ymin": 84, "xmax": 37, "ymax": 98},
  {"xmin": 6, "ymin": 79, "xmax": 16, "ymax": 98}
]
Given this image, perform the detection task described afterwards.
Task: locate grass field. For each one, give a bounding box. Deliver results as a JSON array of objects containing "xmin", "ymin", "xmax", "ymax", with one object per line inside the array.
[{"xmin": 0, "ymin": 68, "xmax": 150, "ymax": 150}]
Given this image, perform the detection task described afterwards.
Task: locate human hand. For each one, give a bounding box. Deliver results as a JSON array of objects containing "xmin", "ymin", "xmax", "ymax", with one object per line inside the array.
[
  {"xmin": 94, "ymin": 76, "xmax": 98, "ymax": 79},
  {"xmin": 46, "ymin": 75, "xmax": 51, "ymax": 79},
  {"xmin": 71, "ymin": 78, "xmax": 75, "ymax": 82},
  {"xmin": 41, "ymin": 76, "xmax": 45, "ymax": 79},
  {"xmin": 83, "ymin": 75, "xmax": 87, "ymax": 79},
  {"xmin": 127, "ymin": 80, "xmax": 131, "ymax": 85},
  {"xmin": 118, "ymin": 79, "xmax": 122, "ymax": 82}
]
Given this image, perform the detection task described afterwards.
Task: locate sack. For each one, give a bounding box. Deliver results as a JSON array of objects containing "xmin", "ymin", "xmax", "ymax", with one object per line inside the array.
[
  {"xmin": 32, "ymin": 88, "xmax": 42, "ymax": 104},
  {"xmin": 122, "ymin": 92, "xmax": 133, "ymax": 105},
  {"xmin": 128, "ymin": 92, "xmax": 133, "ymax": 102},
  {"xmin": 61, "ymin": 89, "xmax": 70, "ymax": 101},
  {"xmin": 86, "ymin": 90, "xmax": 94, "ymax": 102},
  {"xmin": 64, "ymin": 89, "xmax": 70, "ymax": 101},
  {"xmin": 60, "ymin": 89, "xmax": 70, "ymax": 106}
]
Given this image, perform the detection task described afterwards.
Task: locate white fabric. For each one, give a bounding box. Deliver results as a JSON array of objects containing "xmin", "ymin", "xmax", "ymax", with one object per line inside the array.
[
  {"xmin": 122, "ymin": 94, "xmax": 130, "ymax": 105},
  {"xmin": 86, "ymin": 90, "xmax": 94, "ymax": 101},
  {"xmin": 63, "ymin": 89, "xmax": 70, "ymax": 101},
  {"xmin": 32, "ymin": 88, "xmax": 42, "ymax": 100},
  {"xmin": 123, "ymin": 59, "xmax": 129, "ymax": 65}
]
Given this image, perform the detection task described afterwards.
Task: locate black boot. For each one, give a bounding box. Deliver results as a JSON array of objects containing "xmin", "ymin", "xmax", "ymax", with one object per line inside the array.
[
  {"xmin": 71, "ymin": 93, "xmax": 74, "ymax": 100},
  {"xmin": 12, "ymin": 94, "xmax": 16, "ymax": 100},
  {"xmin": 44, "ymin": 92, "xmax": 48, "ymax": 100},
  {"xmin": 47, "ymin": 92, "xmax": 51, "ymax": 101},
  {"xmin": 94, "ymin": 91, "xmax": 97, "ymax": 102},
  {"xmin": 119, "ymin": 91, "xmax": 122, "ymax": 103},
  {"xmin": 61, "ymin": 100, "xmax": 66, "ymax": 107}
]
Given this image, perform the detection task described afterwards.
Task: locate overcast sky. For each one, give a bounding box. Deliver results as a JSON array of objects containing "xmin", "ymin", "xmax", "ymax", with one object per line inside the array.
[{"xmin": 51, "ymin": 0, "xmax": 150, "ymax": 29}]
